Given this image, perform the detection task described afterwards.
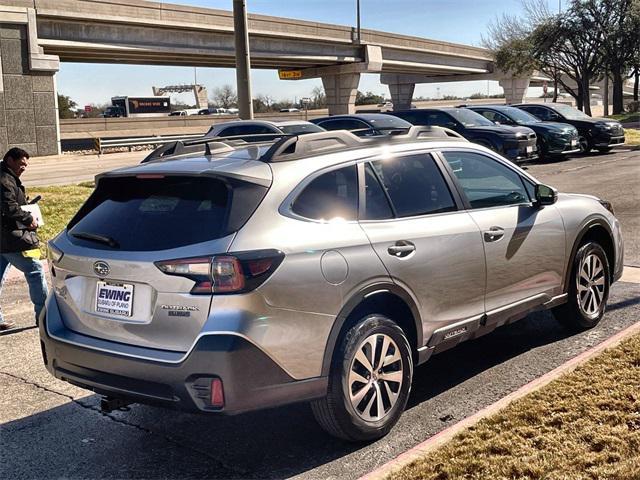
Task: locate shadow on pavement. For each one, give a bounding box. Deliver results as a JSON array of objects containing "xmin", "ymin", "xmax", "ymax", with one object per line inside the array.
[{"xmin": 2, "ymin": 288, "xmax": 638, "ymax": 479}]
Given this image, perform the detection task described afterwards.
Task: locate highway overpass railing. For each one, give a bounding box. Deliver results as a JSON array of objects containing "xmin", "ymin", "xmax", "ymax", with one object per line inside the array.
[{"xmin": 95, "ymin": 133, "xmax": 205, "ymax": 154}]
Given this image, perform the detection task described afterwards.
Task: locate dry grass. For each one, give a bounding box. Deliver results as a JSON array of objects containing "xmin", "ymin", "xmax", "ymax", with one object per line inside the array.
[
  {"xmin": 624, "ymin": 128, "xmax": 640, "ymax": 146},
  {"xmin": 27, "ymin": 183, "xmax": 94, "ymax": 258},
  {"xmin": 389, "ymin": 333, "xmax": 640, "ymax": 480}
]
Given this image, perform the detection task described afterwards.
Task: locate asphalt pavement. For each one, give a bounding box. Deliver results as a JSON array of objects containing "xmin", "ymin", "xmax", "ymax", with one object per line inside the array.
[{"xmin": 1, "ymin": 147, "xmax": 639, "ymax": 479}]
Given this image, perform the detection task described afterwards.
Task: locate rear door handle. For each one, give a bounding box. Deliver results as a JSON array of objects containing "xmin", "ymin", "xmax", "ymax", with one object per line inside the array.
[
  {"xmin": 388, "ymin": 241, "xmax": 416, "ymax": 257},
  {"xmin": 484, "ymin": 226, "xmax": 505, "ymax": 242}
]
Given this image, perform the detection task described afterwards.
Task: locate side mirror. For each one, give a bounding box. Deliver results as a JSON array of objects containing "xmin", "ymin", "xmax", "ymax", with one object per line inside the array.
[
  {"xmin": 535, "ymin": 184, "xmax": 558, "ymax": 206},
  {"xmin": 445, "ymin": 122, "xmax": 458, "ymax": 130}
]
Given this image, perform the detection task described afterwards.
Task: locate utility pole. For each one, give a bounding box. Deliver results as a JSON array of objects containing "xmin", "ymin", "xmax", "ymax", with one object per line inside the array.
[
  {"xmin": 356, "ymin": 0, "xmax": 361, "ymax": 43},
  {"xmin": 233, "ymin": 0, "xmax": 253, "ymax": 119},
  {"xmin": 603, "ymin": 74, "xmax": 609, "ymax": 117}
]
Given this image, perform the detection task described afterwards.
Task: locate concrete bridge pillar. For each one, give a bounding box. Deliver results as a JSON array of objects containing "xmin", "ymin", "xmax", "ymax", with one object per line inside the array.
[
  {"xmin": 0, "ymin": 7, "xmax": 60, "ymax": 157},
  {"xmin": 321, "ymin": 73, "xmax": 360, "ymax": 115},
  {"xmin": 387, "ymin": 76, "xmax": 415, "ymax": 110},
  {"xmin": 499, "ymin": 76, "xmax": 531, "ymax": 104}
]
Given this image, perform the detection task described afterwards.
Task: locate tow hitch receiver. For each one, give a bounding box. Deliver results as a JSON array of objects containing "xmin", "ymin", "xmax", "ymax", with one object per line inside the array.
[{"xmin": 100, "ymin": 396, "xmax": 133, "ymax": 413}]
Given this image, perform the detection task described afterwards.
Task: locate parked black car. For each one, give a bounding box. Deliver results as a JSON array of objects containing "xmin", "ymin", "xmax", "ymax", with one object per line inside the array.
[
  {"xmin": 512, "ymin": 103, "xmax": 625, "ymax": 154},
  {"xmin": 311, "ymin": 113, "xmax": 412, "ymax": 136},
  {"xmin": 465, "ymin": 105, "xmax": 580, "ymax": 160},
  {"xmin": 386, "ymin": 108, "xmax": 538, "ymax": 163}
]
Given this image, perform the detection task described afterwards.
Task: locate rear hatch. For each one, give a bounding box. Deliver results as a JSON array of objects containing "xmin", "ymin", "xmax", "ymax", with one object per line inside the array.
[{"xmin": 50, "ymin": 172, "xmax": 269, "ymax": 352}]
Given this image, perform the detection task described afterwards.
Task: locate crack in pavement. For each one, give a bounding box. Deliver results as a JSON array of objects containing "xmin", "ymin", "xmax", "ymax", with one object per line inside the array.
[{"xmin": 0, "ymin": 371, "xmax": 250, "ymax": 477}]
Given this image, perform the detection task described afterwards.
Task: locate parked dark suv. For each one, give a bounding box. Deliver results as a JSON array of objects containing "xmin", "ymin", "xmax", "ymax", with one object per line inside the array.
[
  {"xmin": 512, "ymin": 103, "xmax": 625, "ymax": 154},
  {"xmin": 387, "ymin": 108, "xmax": 538, "ymax": 162},
  {"xmin": 466, "ymin": 105, "xmax": 580, "ymax": 160}
]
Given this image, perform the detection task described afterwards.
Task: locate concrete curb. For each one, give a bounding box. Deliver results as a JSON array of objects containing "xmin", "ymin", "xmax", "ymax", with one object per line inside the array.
[{"xmin": 359, "ymin": 320, "xmax": 640, "ymax": 480}]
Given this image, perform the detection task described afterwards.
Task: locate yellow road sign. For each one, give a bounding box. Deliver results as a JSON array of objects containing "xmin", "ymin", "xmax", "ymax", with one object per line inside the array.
[{"xmin": 278, "ymin": 70, "xmax": 303, "ymax": 80}]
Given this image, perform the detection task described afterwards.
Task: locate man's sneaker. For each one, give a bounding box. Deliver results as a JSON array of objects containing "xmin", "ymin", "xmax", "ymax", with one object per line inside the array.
[{"xmin": 0, "ymin": 321, "xmax": 16, "ymax": 331}]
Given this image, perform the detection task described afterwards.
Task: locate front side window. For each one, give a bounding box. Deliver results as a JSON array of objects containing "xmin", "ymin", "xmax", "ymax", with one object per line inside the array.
[
  {"xmin": 442, "ymin": 151, "xmax": 530, "ymax": 209},
  {"xmin": 370, "ymin": 154, "xmax": 456, "ymax": 218},
  {"xmin": 291, "ymin": 165, "xmax": 358, "ymax": 221}
]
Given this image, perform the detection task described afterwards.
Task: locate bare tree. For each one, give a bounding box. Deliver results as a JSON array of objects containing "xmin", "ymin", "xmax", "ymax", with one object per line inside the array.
[
  {"xmin": 483, "ymin": 0, "xmax": 606, "ymax": 114},
  {"xmin": 212, "ymin": 85, "xmax": 237, "ymax": 109},
  {"xmin": 310, "ymin": 86, "xmax": 326, "ymax": 109},
  {"xmin": 580, "ymin": 0, "xmax": 640, "ymax": 113}
]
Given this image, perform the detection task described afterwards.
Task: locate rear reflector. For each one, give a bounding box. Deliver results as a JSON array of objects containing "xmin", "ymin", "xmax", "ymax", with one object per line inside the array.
[{"xmin": 210, "ymin": 378, "xmax": 224, "ymax": 408}]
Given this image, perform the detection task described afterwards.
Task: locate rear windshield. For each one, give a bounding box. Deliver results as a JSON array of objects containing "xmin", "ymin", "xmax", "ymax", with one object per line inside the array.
[
  {"xmin": 278, "ymin": 123, "xmax": 325, "ymax": 134},
  {"xmin": 67, "ymin": 176, "xmax": 267, "ymax": 251},
  {"xmin": 447, "ymin": 109, "xmax": 495, "ymax": 127},
  {"xmin": 364, "ymin": 116, "xmax": 412, "ymax": 130}
]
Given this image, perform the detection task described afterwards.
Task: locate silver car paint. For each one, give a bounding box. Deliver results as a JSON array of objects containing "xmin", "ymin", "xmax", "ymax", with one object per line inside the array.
[{"xmin": 46, "ymin": 139, "xmax": 624, "ymax": 382}]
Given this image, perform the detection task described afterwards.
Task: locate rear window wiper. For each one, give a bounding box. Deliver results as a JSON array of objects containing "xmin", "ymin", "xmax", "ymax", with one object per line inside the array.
[{"xmin": 70, "ymin": 231, "xmax": 120, "ymax": 249}]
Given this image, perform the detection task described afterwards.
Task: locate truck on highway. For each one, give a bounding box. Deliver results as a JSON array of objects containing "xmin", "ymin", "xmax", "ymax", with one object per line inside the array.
[{"xmin": 103, "ymin": 96, "xmax": 171, "ymax": 118}]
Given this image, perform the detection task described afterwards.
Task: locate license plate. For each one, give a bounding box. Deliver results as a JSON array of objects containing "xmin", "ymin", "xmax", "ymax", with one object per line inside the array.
[
  {"xmin": 526, "ymin": 145, "xmax": 533, "ymax": 153},
  {"xmin": 96, "ymin": 281, "xmax": 134, "ymax": 317},
  {"xmin": 571, "ymin": 139, "xmax": 578, "ymax": 147}
]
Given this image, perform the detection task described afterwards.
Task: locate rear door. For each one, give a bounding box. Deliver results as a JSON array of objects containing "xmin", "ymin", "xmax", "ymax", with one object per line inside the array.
[
  {"xmin": 51, "ymin": 174, "xmax": 268, "ymax": 352},
  {"xmin": 439, "ymin": 150, "xmax": 565, "ymax": 324},
  {"xmin": 358, "ymin": 152, "xmax": 486, "ymax": 339}
]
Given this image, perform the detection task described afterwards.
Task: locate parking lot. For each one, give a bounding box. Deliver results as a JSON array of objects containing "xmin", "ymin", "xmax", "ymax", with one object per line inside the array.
[{"xmin": 1, "ymin": 147, "xmax": 639, "ymax": 479}]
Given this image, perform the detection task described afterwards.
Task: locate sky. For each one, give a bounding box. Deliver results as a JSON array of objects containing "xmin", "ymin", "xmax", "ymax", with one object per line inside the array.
[{"xmin": 57, "ymin": 0, "xmax": 558, "ymax": 107}]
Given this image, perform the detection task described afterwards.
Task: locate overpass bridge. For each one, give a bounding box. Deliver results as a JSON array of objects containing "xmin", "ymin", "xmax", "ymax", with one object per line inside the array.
[{"xmin": 0, "ymin": 0, "xmax": 539, "ymax": 156}]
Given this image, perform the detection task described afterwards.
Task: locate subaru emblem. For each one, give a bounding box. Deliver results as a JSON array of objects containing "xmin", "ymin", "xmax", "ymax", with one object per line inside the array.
[{"xmin": 94, "ymin": 261, "xmax": 110, "ymax": 277}]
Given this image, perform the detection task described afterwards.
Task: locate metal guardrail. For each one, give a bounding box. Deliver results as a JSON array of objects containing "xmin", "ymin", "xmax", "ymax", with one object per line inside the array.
[{"xmin": 94, "ymin": 133, "xmax": 205, "ymax": 154}]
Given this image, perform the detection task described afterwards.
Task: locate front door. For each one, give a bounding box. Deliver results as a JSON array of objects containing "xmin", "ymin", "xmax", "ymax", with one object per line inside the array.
[{"xmin": 440, "ymin": 150, "xmax": 566, "ymax": 324}]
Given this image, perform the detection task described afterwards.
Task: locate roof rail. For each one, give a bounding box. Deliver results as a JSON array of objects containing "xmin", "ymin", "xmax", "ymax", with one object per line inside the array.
[
  {"xmin": 141, "ymin": 133, "xmax": 291, "ymax": 163},
  {"xmin": 261, "ymin": 125, "xmax": 466, "ymax": 163}
]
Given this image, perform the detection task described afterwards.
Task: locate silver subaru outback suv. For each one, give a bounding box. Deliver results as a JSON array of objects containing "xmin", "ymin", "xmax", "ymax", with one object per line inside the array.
[{"xmin": 40, "ymin": 126, "xmax": 623, "ymax": 441}]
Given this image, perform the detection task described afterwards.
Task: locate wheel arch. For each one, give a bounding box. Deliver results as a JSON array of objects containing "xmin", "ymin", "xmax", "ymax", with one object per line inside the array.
[
  {"xmin": 321, "ymin": 283, "xmax": 423, "ymax": 377},
  {"xmin": 564, "ymin": 219, "xmax": 616, "ymax": 291}
]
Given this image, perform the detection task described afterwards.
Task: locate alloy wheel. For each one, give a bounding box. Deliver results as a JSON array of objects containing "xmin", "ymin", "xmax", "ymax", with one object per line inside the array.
[
  {"xmin": 347, "ymin": 333, "xmax": 403, "ymax": 422},
  {"xmin": 577, "ymin": 253, "xmax": 606, "ymax": 317}
]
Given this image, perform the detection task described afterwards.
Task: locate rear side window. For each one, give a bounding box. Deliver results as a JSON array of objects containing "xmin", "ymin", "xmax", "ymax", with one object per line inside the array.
[
  {"xmin": 68, "ymin": 176, "xmax": 267, "ymax": 251},
  {"xmin": 291, "ymin": 165, "xmax": 358, "ymax": 221},
  {"xmin": 370, "ymin": 154, "xmax": 456, "ymax": 218}
]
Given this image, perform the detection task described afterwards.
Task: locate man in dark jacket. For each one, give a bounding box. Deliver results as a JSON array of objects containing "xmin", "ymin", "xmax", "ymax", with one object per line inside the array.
[{"xmin": 0, "ymin": 147, "xmax": 48, "ymax": 330}]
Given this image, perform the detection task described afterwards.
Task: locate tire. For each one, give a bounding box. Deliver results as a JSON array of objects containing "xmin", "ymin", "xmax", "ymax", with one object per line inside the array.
[
  {"xmin": 578, "ymin": 136, "xmax": 592, "ymax": 154},
  {"xmin": 536, "ymin": 140, "xmax": 547, "ymax": 161},
  {"xmin": 553, "ymin": 242, "xmax": 610, "ymax": 330},
  {"xmin": 597, "ymin": 146, "xmax": 613, "ymax": 153},
  {"xmin": 475, "ymin": 140, "xmax": 496, "ymax": 151},
  {"xmin": 311, "ymin": 315, "xmax": 413, "ymax": 442}
]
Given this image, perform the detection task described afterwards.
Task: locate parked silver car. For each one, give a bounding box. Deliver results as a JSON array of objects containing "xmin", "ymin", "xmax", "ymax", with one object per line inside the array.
[{"xmin": 41, "ymin": 127, "xmax": 623, "ymax": 441}]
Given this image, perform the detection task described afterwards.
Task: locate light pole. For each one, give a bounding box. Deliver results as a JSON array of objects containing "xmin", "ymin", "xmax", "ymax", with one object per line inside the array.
[
  {"xmin": 233, "ymin": 0, "xmax": 253, "ymax": 119},
  {"xmin": 356, "ymin": 0, "xmax": 361, "ymax": 43}
]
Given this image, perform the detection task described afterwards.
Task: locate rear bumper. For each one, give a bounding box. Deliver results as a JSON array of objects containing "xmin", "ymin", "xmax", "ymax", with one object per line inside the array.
[{"xmin": 40, "ymin": 295, "xmax": 327, "ymax": 414}]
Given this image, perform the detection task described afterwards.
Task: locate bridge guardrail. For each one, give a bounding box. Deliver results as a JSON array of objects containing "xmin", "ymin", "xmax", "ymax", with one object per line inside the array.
[{"xmin": 95, "ymin": 133, "xmax": 205, "ymax": 154}]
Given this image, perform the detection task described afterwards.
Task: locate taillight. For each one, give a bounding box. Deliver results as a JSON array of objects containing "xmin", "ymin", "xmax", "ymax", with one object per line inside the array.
[{"xmin": 155, "ymin": 250, "xmax": 284, "ymax": 295}]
